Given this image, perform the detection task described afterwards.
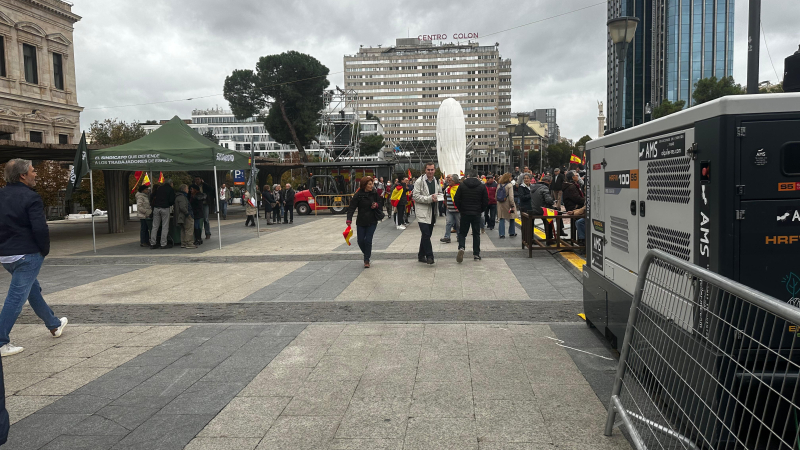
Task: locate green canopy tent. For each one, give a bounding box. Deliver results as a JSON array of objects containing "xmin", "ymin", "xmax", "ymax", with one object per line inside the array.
[{"xmin": 83, "ymin": 116, "xmax": 252, "ymax": 251}]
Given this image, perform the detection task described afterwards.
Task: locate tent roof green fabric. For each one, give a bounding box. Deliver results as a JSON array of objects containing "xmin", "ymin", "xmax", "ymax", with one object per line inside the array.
[{"xmin": 88, "ymin": 116, "xmax": 250, "ymax": 171}]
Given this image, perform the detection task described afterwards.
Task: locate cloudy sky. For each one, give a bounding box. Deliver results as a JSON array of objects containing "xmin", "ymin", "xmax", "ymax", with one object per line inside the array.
[{"xmin": 73, "ymin": 0, "xmax": 798, "ymax": 140}]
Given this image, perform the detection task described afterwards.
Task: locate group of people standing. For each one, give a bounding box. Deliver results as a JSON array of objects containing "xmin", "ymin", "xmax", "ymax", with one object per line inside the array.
[{"xmin": 135, "ymin": 175, "xmax": 218, "ymax": 249}]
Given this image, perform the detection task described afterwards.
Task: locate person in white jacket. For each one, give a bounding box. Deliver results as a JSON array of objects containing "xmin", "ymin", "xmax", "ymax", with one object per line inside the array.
[
  {"xmin": 412, "ymin": 162, "xmax": 443, "ymax": 264},
  {"xmin": 135, "ymin": 185, "xmax": 152, "ymax": 247}
]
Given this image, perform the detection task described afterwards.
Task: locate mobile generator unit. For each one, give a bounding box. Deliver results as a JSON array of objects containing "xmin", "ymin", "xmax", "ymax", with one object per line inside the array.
[{"xmin": 584, "ymin": 93, "xmax": 800, "ymax": 449}]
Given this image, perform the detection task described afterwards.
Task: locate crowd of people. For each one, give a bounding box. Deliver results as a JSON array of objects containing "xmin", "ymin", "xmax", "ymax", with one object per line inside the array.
[{"xmin": 344, "ymin": 162, "xmax": 587, "ymax": 266}]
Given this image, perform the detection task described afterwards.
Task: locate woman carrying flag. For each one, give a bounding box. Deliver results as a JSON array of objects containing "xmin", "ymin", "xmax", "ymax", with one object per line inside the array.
[
  {"xmin": 390, "ymin": 177, "xmax": 408, "ymax": 230},
  {"xmin": 346, "ymin": 176, "xmax": 381, "ymax": 268}
]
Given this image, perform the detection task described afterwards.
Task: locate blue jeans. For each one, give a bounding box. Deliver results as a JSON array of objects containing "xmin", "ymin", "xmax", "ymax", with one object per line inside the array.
[
  {"xmin": 0, "ymin": 253, "xmax": 60, "ymax": 347},
  {"xmin": 357, "ymin": 223, "xmax": 377, "ymax": 262},
  {"xmin": 444, "ymin": 211, "xmax": 460, "ymax": 239},
  {"xmin": 139, "ymin": 219, "xmax": 149, "ymax": 245},
  {"xmin": 219, "ymin": 200, "xmax": 228, "ymax": 218},
  {"xmin": 576, "ymin": 218, "xmax": 586, "ymax": 240},
  {"xmin": 202, "ymin": 204, "xmax": 210, "ymax": 236},
  {"xmin": 498, "ymin": 217, "xmax": 516, "ymax": 237}
]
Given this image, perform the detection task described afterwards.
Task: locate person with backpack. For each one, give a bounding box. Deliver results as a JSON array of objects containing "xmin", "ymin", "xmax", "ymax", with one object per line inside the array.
[{"xmin": 495, "ymin": 173, "xmax": 516, "ymax": 238}]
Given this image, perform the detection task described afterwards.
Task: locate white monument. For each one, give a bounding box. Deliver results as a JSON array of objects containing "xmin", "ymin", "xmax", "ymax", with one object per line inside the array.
[
  {"xmin": 598, "ymin": 101, "xmax": 606, "ymax": 137},
  {"xmin": 436, "ymin": 98, "xmax": 467, "ymax": 177}
]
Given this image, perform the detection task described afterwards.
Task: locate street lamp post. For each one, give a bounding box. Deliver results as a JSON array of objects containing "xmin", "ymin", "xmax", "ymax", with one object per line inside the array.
[
  {"xmin": 607, "ymin": 16, "xmax": 639, "ymax": 131},
  {"xmin": 505, "ymin": 123, "xmax": 516, "ymax": 174}
]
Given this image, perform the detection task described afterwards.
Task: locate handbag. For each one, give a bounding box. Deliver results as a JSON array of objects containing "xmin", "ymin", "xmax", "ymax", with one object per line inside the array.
[{"xmin": 374, "ymin": 208, "xmax": 386, "ymax": 222}]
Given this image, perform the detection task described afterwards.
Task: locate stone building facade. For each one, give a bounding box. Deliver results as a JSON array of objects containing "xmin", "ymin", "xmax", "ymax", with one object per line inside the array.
[{"xmin": 0, "ymin": 0, "xmax": 81, "ymax": 144}]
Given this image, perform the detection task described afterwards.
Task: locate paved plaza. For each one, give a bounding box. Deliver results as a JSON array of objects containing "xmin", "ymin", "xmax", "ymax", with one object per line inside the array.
[{"xmin": 0, "ymin": 209, "xmax": 626, "ymax": 449}]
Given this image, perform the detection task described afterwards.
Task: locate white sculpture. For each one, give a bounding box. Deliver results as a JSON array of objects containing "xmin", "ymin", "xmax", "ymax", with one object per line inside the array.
[{"xmin": 436, "ymin": 98, "xmax": 467, "ymax": 177}]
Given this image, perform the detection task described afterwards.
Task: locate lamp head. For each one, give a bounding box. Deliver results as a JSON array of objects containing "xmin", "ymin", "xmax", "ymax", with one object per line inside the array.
[
  {"xmin": 607, "ymin": 16, "xmax": 640, "ymax": 44},
  {"xmin": 505, "ymin": 124, "xmax": 516, "ymax": 134}
]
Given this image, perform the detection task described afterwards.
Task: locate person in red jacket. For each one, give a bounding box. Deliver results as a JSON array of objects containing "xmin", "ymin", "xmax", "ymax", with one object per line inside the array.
[{"xmin": 483, "ymin": 174, "xmax": 498, "ymax": 230}]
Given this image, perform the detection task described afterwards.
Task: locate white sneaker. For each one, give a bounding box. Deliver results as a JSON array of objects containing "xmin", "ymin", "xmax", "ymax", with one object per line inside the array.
[
  {"xmin": 397, "ymin": 225, "xmax": 406, "ymax": 230},
  {"xmin": 1, "ymin": 343, "xmax": 24, "ymax": 357},
  {"xmin": 51, "ymin": 317, "xmax": 68, "ymax": 338}
]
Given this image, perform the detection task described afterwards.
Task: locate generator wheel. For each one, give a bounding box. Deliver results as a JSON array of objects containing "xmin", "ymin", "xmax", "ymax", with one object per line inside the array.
[{"xmin": 296, "ymin": 202, "xmax": 311, "ymax": 215}]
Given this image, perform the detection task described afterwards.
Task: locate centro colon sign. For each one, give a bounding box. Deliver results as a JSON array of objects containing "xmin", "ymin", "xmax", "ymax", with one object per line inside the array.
[{"xmin": 418, "ymin": 32, "xmax": 479, "ymax": 41}]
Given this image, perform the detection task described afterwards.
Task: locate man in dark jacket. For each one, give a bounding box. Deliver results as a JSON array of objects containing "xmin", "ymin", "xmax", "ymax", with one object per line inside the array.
[
  {"xmin": 484, "ymin": 174, "xmax": 498, "ymax": 230},
  {"xmin": 284, "ymin": 183, "xmax": 295, "ymax": 224},
  {"xmin": 531, "ymin": 175, "xmax": 558, "ymax": 242},
  {"xmin": 150, "ymin": 179, "xmax": 175, "ymax": 249},
  {"xmin": 551, "ymin": 168, "xmax": 565, "ymax": 209},
  {"xmin": 0, "ymin": 159, "xmax": 68, "ymax": 359},
  {"xmin": 562, "ymin": 171, "xmax": 586, "ymax": 212},
  {"xmin": 453, "ymin": 172, "xmax": 489, "ymax": 262}
]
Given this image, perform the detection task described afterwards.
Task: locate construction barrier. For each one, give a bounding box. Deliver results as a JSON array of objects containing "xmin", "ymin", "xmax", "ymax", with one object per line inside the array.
[
  {"xmin": 519, "ymin": 212, "xmax": 585, "ymax": 257},
  {"xmin": 605, "ymin": 249, "xmax": 800, "ymax": 449}
]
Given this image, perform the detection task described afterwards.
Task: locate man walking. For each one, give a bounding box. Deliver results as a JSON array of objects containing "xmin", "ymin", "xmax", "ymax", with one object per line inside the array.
[
  {"xmin": 284, "ymin": 183, "xmax": 295, "ymax": 224},
  {"xmin": 219, "ymin": 184, "xmax": 228, "ymax": 220},
  {"xmin": 150, "ymin": 178, "xmax": 175, "ymax": 249},
  {"xmin": 551, "ymin": 168, "xmax": 564, "ymax": 209},
  {"xmin": 0, "ymin": 159, "xmax": 68, "ymax": 357},
  {"xmin": 484, "ymin": 174, "xmax": 498, "ymax": 230},
  {"xmin": 439, "ymin": 174, "xmax": 460, "ymax": 244},
  {"xmin": 454, "ymin": 171, "xmax": 488, "ymax": 262},
  {"xmin": 412, "ymin": 163, "xmax": 443, "ymax": 264}
]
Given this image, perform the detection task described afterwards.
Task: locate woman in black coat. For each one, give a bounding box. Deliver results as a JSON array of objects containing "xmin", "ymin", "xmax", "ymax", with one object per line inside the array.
[
  {"xmin": 262, "ymin": 185, "xmax": 275, "ymax": 224},
  {"xmin": 346, "ymin": 176, "xmax": 380, "ymax": 268}
]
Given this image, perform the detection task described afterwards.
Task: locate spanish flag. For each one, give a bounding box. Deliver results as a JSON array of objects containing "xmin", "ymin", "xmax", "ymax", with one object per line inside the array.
[
  {"xmin": 158, "ymin": 172, "xmax": 165, "ymax": 183},
  {"xmin": 543, "ymin": 207, "xmax": 558, "ymax": 224},
  {"xmin": 408, "ymin": 169, "xmax": 412, "ymax": 180},
  {"xmin": 343, "ymin": 225, "xmax": 353, "ymax": 246},
  {"xmin": 390, "ymin": 185, "xmax": 404, "ymax": 207},
  {"xmin": 570, "ymin": 154, "xmax": 582, "ymax": 164},
  {"xmin": 406, "ymin": 191, "xmax": 412, "ymax": 214},
  {"xmin": 460, "ymin": 170, "xmax": 464, "ymax": 177}
]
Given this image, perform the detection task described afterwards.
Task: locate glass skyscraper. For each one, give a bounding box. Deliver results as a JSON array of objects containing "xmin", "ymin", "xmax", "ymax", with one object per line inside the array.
[{"xmin": 607, "ymin": 0, "xmax": 734, "ymax": 131}]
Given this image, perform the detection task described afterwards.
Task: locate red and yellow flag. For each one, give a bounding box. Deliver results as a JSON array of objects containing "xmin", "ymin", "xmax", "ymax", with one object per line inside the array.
[
  {"xmin": 390, "ymin": 185, "xmax": 404, "ymax": 207},
  {"xmin": 343, "ymin": 225, "xmax": 353, "ymax": 246},
  {"xmin": 407, "ymin": 169, "xmax": 412, "ymax": 180},
  {"xmin": 459, "ymin": 170, "xmax": 464, "ymax": 177},
  {"xmin": 543, "ymin": 207, "xmax": 558, "ymax": 224},
  {"xmin": 158, "ymin": 172, "xmax": 165, "ymax": 183},
  {"xmin": 570, "ymin": 154, "xmax": 582, "ymax": 164}
]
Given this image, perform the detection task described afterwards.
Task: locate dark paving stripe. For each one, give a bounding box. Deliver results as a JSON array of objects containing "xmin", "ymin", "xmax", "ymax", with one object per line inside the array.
[
  {"xmin": 334, "ymin": 218, "xmax": 405, "ymax": 252},
  {"xmin": 42, "ymin": 248, "xmax": 543, "ymax": 266},
  {"xmin": 504, "ymin": 257, "xmax": 584, "ymax": 301},
  {"xmin": 6, "ymin": 323, "xmax": 306, "ymax": 450},
  {"xmin": 241, "ymin": 260, "xmax": 364, "ymax": 302},
  {"xmin": 18, "ymin": 301, "xmax": 583, "ymax": 324},
  {"xmin": 0, "ymin": 264, "xmax": 147, "ymax": 295}
]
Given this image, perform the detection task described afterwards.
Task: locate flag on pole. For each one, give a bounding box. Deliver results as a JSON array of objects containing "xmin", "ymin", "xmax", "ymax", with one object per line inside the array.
[
  {"xmin": 65, "ymin": 132, "xmax": 89, "ymax": 201},
  {"xmin": 342, "ymin": 225, "xmax": 353, "ymax": 246},
  {"xmin": 390, "ymin": 185, "xmax": 404, "ymax": 207},
  {"xmin": 131, "ymin": 171, "xmax": 144, "ymax": 193},
  {"xmin": 407, "ymin": 169, "xmax": 412, "ymax": 180},
  {"xmin": 459, "ymin": 170, "xmax": 464, "ymax": 177},
  {"xmin": 158, "ymin": 172, "xmax": 165, "ymax": 183},
  {"xmin": 142, "ymin": 173, "xmax": 151, "ymax": 186},
  {"xmin": 570, "ymin": 154, "xmax": 582, "ymax": 164}
]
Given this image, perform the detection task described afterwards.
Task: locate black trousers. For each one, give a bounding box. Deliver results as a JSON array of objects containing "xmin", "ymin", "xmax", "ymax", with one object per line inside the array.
[
  {"xmin": 457, "ymin": 214, "xmax": 482, "ymax": 256},
  {"xmin": 395, "ymin": 207, "xmax": 405, "ymax": 226},
  {"xmin": 284, "ymin": 205, "xmax": 294, "ymax": 223},
  {"xmin": 418, "ymin": 222, "xmax": 435, "ymax": 259},
  {"xmin": 245, "ymin": 215, "xmax": 255, "ymax": 226},
  {"xmin": 272, "ymin": 208, "xmax": 281, "ymax": 223}
]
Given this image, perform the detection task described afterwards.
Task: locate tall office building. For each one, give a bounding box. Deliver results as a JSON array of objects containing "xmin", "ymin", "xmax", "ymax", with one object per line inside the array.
[
  {"xmin": 607, "ymin": 0, "xmax": 734, "ymax": 130},
  {"xmin": 345, "ymin": 38, "xmax": 512, "ymax": 157},
  {"xmin": 532, "ymin": 108, "xmax": 558, "ymax": 145}
]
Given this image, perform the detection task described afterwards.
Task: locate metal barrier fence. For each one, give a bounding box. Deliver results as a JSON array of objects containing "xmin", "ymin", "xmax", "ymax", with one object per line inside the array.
[
  {"xmin": 519, "ymin": 212, "xmax": 585, "ymax": 257},
  {"xmin": 606, "ymin": 249, "xmax": 800, "ymax": 450},
  {"xmin": 312, "ymin": 194, "xmax": 354, "ymax": 215}
]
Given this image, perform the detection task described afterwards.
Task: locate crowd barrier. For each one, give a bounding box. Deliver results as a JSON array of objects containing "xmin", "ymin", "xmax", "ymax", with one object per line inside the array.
[
  {"xmin": 605, "ymin": 249, "xmax": 800, "ymax": 449},
  {"xmin": 519, "ymin": 212, "xmax": 585, "ymax": 257}
]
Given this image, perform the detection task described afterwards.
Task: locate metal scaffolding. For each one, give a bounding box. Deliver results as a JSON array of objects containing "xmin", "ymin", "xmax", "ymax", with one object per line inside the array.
[{"xmin": 318, "ymin": 87, "xmax": 360, "ymax": 161}]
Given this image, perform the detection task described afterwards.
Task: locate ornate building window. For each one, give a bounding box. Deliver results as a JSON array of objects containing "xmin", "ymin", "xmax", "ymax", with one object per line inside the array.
[
  {"xmin": 53, "ymin": 52, "xmax": 64, "ymax": 90},
  {"xmin": 29, "ymin": 130, "xmax": 42, "ymax": 142},
  {"xmin": 23, "ymin": 43, "xmax": 38, "ymax": 84}
]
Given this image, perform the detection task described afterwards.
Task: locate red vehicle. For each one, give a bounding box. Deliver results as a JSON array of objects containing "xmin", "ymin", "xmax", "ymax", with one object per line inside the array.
[{"xmin": 293, "ymin": 162, "xmax": 395, "ymax": 215}]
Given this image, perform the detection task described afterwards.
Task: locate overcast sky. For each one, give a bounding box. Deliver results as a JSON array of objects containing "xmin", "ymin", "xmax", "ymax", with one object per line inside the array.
[{"xmin": 73, "ymin": 0, "xmax": 799, "ymax": 141}]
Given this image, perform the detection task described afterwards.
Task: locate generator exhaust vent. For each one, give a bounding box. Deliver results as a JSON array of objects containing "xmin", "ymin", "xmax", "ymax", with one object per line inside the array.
[
  {"xmin": 609, "ymin": 216, "xmax": 629, "ymax": 253},
  {"xmin": 646, "ymin": 156, "xmax": 691, "ymax": 204},
  {"xmin": 646, "ymin": 225, "xmax": 691, "ymax": 261}
]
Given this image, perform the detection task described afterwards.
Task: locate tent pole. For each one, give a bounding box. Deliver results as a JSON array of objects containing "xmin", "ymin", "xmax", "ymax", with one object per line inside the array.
[
  {"xmin": 89, "ymin": 170, "xmax": 96, "ymax": 253},
  {"xmin": 255, "ymin": 190, "xmax": 260, "ymax": 238},
  {"xmin": 213, "ymin": 166, "xmax": 222, "ymax": 250}
]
